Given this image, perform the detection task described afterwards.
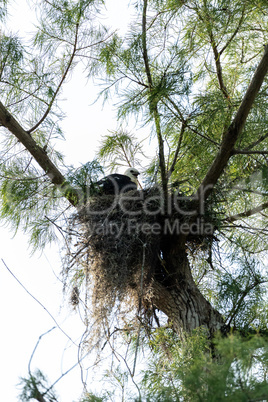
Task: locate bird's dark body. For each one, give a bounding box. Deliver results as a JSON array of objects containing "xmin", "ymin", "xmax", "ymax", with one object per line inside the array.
[{"xmin": 96, "ymin": 173, "xmax": 137, "ymax": 194}]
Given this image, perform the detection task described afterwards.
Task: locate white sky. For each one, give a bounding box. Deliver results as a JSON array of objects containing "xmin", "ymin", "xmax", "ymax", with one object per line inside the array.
[{"xmin": 0, "ymin": 1, "xmax": 151, "ymax": 400}]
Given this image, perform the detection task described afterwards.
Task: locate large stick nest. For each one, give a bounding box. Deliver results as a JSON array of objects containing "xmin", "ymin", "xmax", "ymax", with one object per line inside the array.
[{"xmin": 65, "ymin": 187, "xmax": 216, "ymax": 337}]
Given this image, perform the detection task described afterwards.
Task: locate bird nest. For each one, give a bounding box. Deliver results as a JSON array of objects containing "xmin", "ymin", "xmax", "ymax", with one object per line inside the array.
[{"xmin": 64, "ymin": 187, "xmax": 216, "ymax": 342}]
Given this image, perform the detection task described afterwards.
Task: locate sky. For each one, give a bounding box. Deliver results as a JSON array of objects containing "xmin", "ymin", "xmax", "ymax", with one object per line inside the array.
[{"xmin": 0, "ymin": 1, "xmax": 150, "ymax": 400}]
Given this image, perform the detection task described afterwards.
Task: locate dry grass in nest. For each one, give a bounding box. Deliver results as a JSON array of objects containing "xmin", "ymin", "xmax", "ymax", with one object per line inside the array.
[
  {"xmin": 76, "ymin": 190, "xmax": 162, "ymax": 307},
  {"xmin": 64, "ymin": 188, "xmax": 216, "ymax": 343}
]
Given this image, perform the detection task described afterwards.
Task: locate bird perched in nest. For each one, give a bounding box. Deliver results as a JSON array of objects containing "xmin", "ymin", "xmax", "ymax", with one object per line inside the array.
[{"xmin": 94, "ymin": 167, "xmax": 140, "ymax": 195}]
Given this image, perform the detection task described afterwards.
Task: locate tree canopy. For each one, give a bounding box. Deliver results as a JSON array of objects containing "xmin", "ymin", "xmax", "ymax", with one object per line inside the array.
[{"xmin": 1, "ymin": 0, "xmax": 268, "ymax": 400}]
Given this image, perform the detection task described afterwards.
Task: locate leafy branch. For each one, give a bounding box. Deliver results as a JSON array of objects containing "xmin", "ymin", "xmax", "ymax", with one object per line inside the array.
[
  {"xmin": 28, "ymin": 21, "xmax": 80, "ymax": 133},
  {"xmin": 225, "ymin": 201, "xmax": 268, "ymax": 223},
  {"xmin": 197, "ymin": 44, "xmax": 268, "ymax": 200},
  {"xmin": 142, "ymin": 0, "xmax": 167, "ymax": 196}
]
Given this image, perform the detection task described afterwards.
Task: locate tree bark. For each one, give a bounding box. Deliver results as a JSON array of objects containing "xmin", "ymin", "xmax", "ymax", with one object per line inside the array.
[
  {"xmin": 150, "ymin": 245, "xmax": 224, "ymax": 337},
  {"xmin": 197, "ymin": 44, "xmax": 268, "ymax": 201},
  {"xmin": 0, "ymin": 100, "xmax": 78, "ymax": 206}
]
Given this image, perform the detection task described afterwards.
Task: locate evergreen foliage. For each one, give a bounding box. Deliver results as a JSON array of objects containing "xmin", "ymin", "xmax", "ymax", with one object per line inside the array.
[
  {"xmin": 1, "ymin": 0, "xmax": 268, "ymax": 400},
  {"xmin": 139, "ymin": 329, "xmax": 268, "ymax": 402},
  {"xmin": 19, "ymin": 369, "xmax": 58, "ymax": 402}
]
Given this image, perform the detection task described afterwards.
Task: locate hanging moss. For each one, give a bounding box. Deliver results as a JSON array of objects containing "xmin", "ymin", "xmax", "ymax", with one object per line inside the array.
[{"xmin": 66, "ymin": 187, "xmax": 217, "ymax": 328}]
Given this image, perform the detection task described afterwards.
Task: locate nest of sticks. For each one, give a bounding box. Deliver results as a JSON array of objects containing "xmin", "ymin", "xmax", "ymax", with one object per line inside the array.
[{"xmin": 65, "ymin": 187, "xmax": 216, "ymax": 336}]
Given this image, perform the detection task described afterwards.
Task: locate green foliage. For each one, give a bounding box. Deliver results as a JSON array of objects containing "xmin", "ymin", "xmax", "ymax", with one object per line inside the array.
[
  {"xmin": 216, "ymin": 250, "xmax": 268, "ymax": 330},
  {"xmin": 140, "ymin": 329, "xmax": 268, "ymax": 402},
  {"xmin": 0, "ymin": 0, "xmax": 7, "ymax": 21},
  {"xmin": 0, "ymin": 0, "xmax": 108, "ymax": 128},
  {"xmin": 95, "ymin": 0, "xmax": 268, "ymax": 192},
  {"xmin": 75, "ymin": 329, "xmax": 268, "ymax": 401},
  {"xmin": 98, "ymin": 130, "xmax": 145, "ymax": 172},
  {"xmin": 19, "ymin": 369, "xmax": 58, "ymax": 402},
  {"xmin": 67, "ymin": 159, "xmax": 104, "ymax": 193},
  {"xmin": 0, "ymin": 33, "xmax": 24, "ymax": 79},
  {"xmin": 3, "ymin": 2, "xmax": 268, "ymax": 400},
  {"xmin": 0, "ymin": 0, "xmax": 109, "ymax": 248},
  {"xmin": 1, "ymin": 0, "xmax": 268, "ymax": 256},
  {"xmin": 0, "ymin": 159, "xmax": 65, "ymax": 251},
  {"xmin": 79, "ymin": 393, "xmax": 107, "ymax": 402},
  {"xmin": 98, "ymin": 34, "xmax": 123, "ymax": 76}
]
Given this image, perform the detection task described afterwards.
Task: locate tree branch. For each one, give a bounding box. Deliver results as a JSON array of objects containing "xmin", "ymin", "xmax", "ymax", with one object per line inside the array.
[
  {"xmin": 28, "ymin": 23, "xmax": 80, "ymax": 133},
  {"xmin": 188, "ymin": 124, "xmax": 220, "ymax": 147},
  {"xmin": 167, "ymin": 121, "xmax": 186, "ymax": 179},
  {"xmin": 142, "ymin": 0, "xmax": 153, "ymax": 89},
  {"xmin": 162, "ymin": 97, "xmax": 220, "ymax": 146},
  {"xmin": 219, "ymin": 7, "xmax": 245, "ymax": 56},
  {"xmin": 211, "ymin": 35, "xmax": 230, "ymax": 100},
  {"xmin": 226, "ymin": 278, "xmax": 266, "ymax": 327},
  {"xmin": 235, "ymin": 131, "xmax": 268, "ymax": 151},
  {"xmin": 28, "ymin": 327, "xmax": 56, "ymax": 376},
  {"xmin": 0, "ymin": 101, "xmax": 78, "ymax": 206},
  {"xmin": 197, "ymin": 44, "xmax": 268, "ymax": 200},
  {"xmin": 225, "ymin": 201, "xmax": 268, "ymax": 223},
  {"xmin": 232, "ymin": 149, "xmax": 268, "ymax": 155},
  {"xmin": 142, "ymin": 0, "xmax": 167, "ymax": 197},
  {"xmin": 163, "ymin": 96, "xmax": 185, "ymax": 123}
]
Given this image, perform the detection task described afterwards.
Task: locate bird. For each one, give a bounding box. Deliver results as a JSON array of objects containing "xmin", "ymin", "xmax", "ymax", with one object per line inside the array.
[{"xmin": 94, "ymin": 167, "xmax": 140, "ymax": 195}]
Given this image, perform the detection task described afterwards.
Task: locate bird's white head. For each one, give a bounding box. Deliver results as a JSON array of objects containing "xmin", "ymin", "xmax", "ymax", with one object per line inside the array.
[{"xmin": 124, "ymin": 167, "xmax": 140, "ymax": 185}]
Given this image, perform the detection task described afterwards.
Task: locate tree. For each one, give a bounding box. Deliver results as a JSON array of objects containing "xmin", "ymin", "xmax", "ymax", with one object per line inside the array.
[
  {"xmin": 19, "ymin": 330, "xmax": 268, "ymax": 401},
  {"xmin": 1, "ymin": 0, "xmax": 268, "ymax": 398}
]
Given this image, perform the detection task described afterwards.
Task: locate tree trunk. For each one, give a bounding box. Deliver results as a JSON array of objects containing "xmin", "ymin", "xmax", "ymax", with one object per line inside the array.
[{"xmin": 150, "ymin": 244, "xmax": 224, "ymax": 337}]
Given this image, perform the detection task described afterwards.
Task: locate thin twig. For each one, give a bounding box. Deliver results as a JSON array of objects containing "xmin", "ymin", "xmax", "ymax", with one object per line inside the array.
[
  {"xmin": 1, "ymin": 259, "xmax": 77, "ymax": 346},
  {"xmin": 133, "ymin": 243, "xmax": 147, "ymax": 377},
  {"xmin": 28, "ymin": 22, "xmax": 80, "ymax": 133},
  {"xmin": 232, "ymin": 149, "xmax": 268, "ymax": 155},
  {"xmin": 167, "ymin": 122, "xmax": 186, "ymax": 179},
  {"xmin": 28, "ymin": 327, "xmax": 56, "ymax": 376}
]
